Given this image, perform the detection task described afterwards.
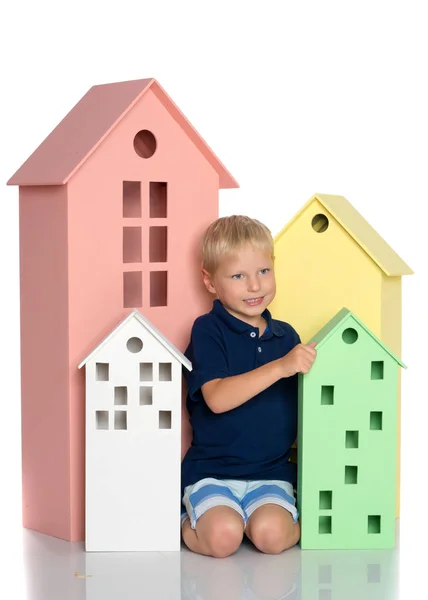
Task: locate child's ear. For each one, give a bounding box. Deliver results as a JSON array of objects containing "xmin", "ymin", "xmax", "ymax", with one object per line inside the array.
[{"xmin": 202, "ymin": 268, "xmax": 217, "ymax": 295}]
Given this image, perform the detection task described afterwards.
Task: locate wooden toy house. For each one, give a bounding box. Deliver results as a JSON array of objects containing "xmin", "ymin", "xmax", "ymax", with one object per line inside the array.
[
  {"xmin": 298, "ymin": 308, "xmax": 405, "ymax": 550},
  {"xmin": 7, "ymin": 78, "xmax": 238, "ymax": 542},
  {"xmin": 270, "ymin": 193, "xmax": 412, "ymax": 515},
  {"xmin": 78, "ymin": 309, "xmax": 191, "ymax": 551},
  {"xmin": 270, "ymin": 193, "xmax": 412, "ymax": 352}
]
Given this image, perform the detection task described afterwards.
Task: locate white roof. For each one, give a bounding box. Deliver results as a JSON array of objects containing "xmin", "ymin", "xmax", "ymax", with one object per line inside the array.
[{"xmin": 78, "ymin": 309, "xmax": 192, "ymax": 371}]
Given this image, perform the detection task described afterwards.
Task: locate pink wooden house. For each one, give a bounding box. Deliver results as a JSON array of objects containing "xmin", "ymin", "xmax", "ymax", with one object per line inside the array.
[{"xmin": 7, "ymin": 78, "xmax": 238, "ymax": 542}]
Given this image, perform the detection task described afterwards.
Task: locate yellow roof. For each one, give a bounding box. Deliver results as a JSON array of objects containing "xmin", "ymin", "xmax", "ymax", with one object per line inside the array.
[{"xmin": 275, "ymin": 194, "xmax": 413, "ymax": 276}]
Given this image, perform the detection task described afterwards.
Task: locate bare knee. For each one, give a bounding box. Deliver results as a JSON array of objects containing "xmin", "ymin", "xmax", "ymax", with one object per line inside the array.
[
  {"xmin": 208, "ymin": 520, "xmax": 244, "ymax": 558},
  {"xmin": 250, "ymin": 518, "xmax": 300, "ymax": 554},
  {"xmin": 197, "ymin": 509, "xmax": 244, "ymax": 558}
]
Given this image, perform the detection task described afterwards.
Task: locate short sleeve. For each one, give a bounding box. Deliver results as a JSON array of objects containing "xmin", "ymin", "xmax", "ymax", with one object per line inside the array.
[
  {"xmin": 288, "ymin": 326, "xmax": 301, "ymax": 394},
  {"xmin": 184, "ymin": 316, "xmax": 229, "ymax": 402},
  {"xmin": 278, "ymin": 320, "xmax": 301, "ymax": 351},
  {"xmin": 292, "ymin": 328, "xmax": 301, "ymax": 348}
]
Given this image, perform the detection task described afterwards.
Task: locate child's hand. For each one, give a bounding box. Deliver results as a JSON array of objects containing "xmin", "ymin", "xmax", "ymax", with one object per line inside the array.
[{"xmin": 279, "ymin": 341, "xmax": 317, "ymax": 377}]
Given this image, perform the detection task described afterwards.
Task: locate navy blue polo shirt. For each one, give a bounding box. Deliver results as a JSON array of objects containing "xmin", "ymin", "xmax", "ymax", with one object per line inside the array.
[{"xmin": 181, "ymin": 299, "xmax": 301, "ymax": 496}]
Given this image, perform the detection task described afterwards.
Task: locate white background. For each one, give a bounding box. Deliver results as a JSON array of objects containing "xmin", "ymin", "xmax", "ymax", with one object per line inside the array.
[{"xmin": 1, "ymin": 0, "xmax": 426, "ymax": 595}]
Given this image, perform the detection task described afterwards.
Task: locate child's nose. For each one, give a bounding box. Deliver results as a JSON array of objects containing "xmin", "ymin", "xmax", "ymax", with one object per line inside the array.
[{"xmin": 247, "ymin": 277, "xmax": 261, "ymax": 291}]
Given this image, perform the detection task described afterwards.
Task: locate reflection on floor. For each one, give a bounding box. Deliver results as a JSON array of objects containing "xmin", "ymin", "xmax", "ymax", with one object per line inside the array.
[{"xmin": 20, "ymin": 526, "xmax": 399, "ymax": 599}]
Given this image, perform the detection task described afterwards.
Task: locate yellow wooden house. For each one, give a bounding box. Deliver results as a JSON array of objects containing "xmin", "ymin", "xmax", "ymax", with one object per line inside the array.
[{"xmin": 269, "ymin": 193, "xmax": 413, "ymax": 516}]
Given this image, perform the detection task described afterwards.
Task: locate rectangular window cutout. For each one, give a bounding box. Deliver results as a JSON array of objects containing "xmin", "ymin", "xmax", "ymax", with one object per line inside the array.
[
  {"xmin": 370, "ymin": 411, "xmax": 383, "ymax": 430},
  {"xmin": 321, "ymin": 385, "xmax": 334, "ymax": 405},
  {"xmin": 319, "ymin": 516, "xmax": 332, "ymax": 534},
  {"xmin": 123, "ymin": 271, "xmax": 142, "ymax": 308},
  {"xmin": 367, "ymin": 564, "xmax": 381, "ymax": 583},
  {"xmin": 319, "ymin": 490, "xmax": 332, "ymax": 510},
  {"xmin": 371, "ymin": 360, "xmax": 384, "ymax": 380},
  {"xmin": 159, "ymin": 362, "xmax": 172, "ymax": 381},
  {"xmin": 114, "ymin": 411, "xmax": 127, "ymax": 430},
  {"xmin": 345, "ymin": 465, "xmax": 358, "ymax": 484},
  {"xmin": 368, "ymin": 515, "xmax": 381, "ymax": 534},
  {"xmin": 159, "ymin": 410, "xmax": 172, "ymax": 429},
  {"xmin": 123, "ymin": 181, "xmax": 141, "ymax": 218},
  {"xmin": 139, "ymin": 386, "xmax": 153, "ymax": 405},
  {"xmin": 150, "ymin": 271, "xmax": 167, "ymax": 307},
  {"xmin": 150, "ymin": 182, "xmax": 167, "ymax": 217},
  {"xmin": 96, "ymin": 363, "xmax": 109, "ymax": 381},
  {"xmin": 346, "ymin": 430, "xmax": 359, "ymax": 448},
  {"xmin": 114, "ymin": 386, "xmax": 127, "ymax": 405},
  {"xmin": 140, "ymin": 363, "xmax": 153, "ymax": 381},
  {"xmin": 123, "ymin": 227, "xmax": 142, "ymax": 263},
  {"xmin": 96, "ymin": 411, "xmax": 109, "ymax": 430},
  {"xmin": 319, "ymin": 591, "xmax": 332, "ymax": 600},
  {"xmin": 149, "ymin": 226, "xmax": 167, "ymax": 262},
  {"xmin": 318, "ymin": 565, "xmax": 332, "ymax": 584}
]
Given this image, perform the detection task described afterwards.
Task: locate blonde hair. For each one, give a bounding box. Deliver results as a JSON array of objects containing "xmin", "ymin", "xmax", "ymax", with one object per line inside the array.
[{"xmin": 202, "ymin": 215, "xmax": 274, "ymax": 274}]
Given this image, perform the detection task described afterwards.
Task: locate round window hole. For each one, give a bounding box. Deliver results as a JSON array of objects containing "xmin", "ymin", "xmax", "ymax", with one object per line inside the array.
[
  {"xmin": 127, "ymin": 337, "xmax": 143, "ymax": 353},
  {"xmin": 342, "ymin": 328, "xmax": 358, "ymax": 344},
  {"xmin": 134, "ymin": 130, "xmax": 156, "ymax": 158},
  {"xmin": 311, "ymin": 213, "xmax": 329, "ymax": 233}
]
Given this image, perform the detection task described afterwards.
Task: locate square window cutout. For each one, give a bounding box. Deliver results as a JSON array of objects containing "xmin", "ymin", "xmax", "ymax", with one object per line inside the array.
[
  {"xmin": 319, "ymin": 491, "xmax": 332, "ymax": 510},
  {"xmin": 319, "ymin": 516, "xmax": 332, "ymax": 534},
  {"xmin": 371, "ymin": 361, "xmax": 384, "ymax": 380},
  {"xmin": 368, "ymin": 515, "xmax": 381, "ymax": 534},
  {"xmin": 321, "ymin": 385, "xmax": 334, "ymax": 405},
  {"xmin": 345, "ymin": 466, "xmax": 358, "ymax": 484},
  {"xmin": 346, "ymin": 430, "xmax": 359, "ymax": 448}
]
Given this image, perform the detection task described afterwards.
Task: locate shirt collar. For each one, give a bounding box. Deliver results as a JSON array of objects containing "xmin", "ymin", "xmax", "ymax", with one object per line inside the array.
[{"xmin": 211, "ymin": 299, "xmax": 285, "ymax": 337}]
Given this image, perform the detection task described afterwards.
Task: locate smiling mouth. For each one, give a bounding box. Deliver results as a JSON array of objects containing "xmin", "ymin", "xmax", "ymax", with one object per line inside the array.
[{"xmin": 244, "ymin": 297, "xmax": 263, "ymax": 305}]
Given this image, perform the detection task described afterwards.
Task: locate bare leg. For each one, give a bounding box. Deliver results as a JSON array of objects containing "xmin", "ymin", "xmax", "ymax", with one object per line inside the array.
[
  {"xmin": 182, "ymin": 506, "xmax": 245, "ymax": 558},
  {"xmin": 245, "ymin": 504, "xmax": 300, "ymax": 554}
]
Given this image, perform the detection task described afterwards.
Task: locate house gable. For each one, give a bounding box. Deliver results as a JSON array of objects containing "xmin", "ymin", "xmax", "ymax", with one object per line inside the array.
[
  {"xmin": 7, "ymin": 78, "xmax": 239, "ymax": 189},
  {"xmin": 308, "ymin": 307, "xmax": 405, "ymax": 368},
  {"xmin": 79, "ymin": 309, "xmax": 192, "ymax": 371},
  {"xmin": 81, "ymin": 309, "xmax": 190, "ymax": 435},
  {"xmin": 274, "ymin": 194, "xmax": 413, "ymax": 276}
]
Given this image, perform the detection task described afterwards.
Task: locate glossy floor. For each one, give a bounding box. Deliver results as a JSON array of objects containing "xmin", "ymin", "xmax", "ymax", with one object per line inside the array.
[{"xmin": 14, "ymin": 527, "xmax": 400, "ymax": 599}]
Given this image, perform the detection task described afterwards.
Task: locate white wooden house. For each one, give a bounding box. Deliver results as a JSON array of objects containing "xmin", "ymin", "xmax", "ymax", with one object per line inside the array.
[{"xmin": 78, "ymin": 309, "xmax": 192, "ymax": 551}]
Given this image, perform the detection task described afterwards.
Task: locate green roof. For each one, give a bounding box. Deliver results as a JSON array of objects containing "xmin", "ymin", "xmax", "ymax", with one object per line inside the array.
[{"xmin": 309, "ymin": 307, "xmax": 406, "ymax": 368}]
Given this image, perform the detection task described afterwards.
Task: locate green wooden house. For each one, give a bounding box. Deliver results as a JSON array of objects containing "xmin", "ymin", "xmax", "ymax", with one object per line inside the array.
[{"xmin": 297, "ymin": 307, "xmax": 406, "ymax": 550}]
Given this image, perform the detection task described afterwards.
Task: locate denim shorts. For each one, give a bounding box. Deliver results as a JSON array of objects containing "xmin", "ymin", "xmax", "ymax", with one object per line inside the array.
[{"xmin": 181, "ymin": 477, "xmax": 298, "ymax": 530}]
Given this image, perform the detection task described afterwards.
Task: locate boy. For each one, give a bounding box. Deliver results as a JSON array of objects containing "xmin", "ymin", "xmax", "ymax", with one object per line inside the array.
[{"xmin": 181, "ymin": 216, "xmax": 317, "ymax": 558}]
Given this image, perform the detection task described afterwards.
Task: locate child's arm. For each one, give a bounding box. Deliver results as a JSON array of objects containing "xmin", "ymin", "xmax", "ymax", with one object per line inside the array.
[{"xmin": 202, "ymin": 341, "xmax": 317, "ymax": 414}]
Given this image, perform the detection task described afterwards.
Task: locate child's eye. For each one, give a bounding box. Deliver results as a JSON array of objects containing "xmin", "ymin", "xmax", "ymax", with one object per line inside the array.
[
  {"xmin": 232, "ymin": 274, "xmax": 243, "ymax": 280},
  {"xmin": 259, "ymin": 268, "xmax": 270, "ymax": 275}
]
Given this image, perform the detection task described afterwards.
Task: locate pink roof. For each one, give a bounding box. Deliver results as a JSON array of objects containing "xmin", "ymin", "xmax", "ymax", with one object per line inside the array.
[{"xmin": 8, "ymin": 78, "xmax": 239, "ymax": 189}]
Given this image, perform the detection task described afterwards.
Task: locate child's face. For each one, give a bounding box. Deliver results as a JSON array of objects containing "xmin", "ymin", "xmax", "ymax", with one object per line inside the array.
[{"xmin": 202, "ymin": 243, "xmax": 276, "ymax": 326}]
